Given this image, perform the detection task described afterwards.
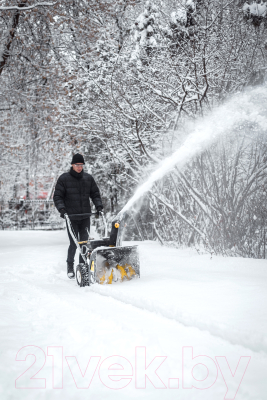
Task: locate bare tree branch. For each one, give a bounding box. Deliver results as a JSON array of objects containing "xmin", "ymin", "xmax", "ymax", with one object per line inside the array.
[{"xmin": 0, "ymin": 2, "xmax": 57, "ymax": 11}]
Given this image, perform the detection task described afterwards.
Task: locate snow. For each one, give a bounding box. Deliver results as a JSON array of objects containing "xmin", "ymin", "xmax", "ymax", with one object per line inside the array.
[
  {"xmin": 170, "ymin": 0, "xmax": 196, "ymax": 26},
  {"xmin": 243, "ymin": 1, "xmax": 267, "ymax": 16},
  {"xmin": 186, "ymin": 0, "xmax": 196, "ymax": 11},
  {"xmin": 0, "ymin": 230, "xmax": 266, "ymax": 399},
  {"xmin": 175, "ymin": 8, "xmax": 187, "ymax": 26}
]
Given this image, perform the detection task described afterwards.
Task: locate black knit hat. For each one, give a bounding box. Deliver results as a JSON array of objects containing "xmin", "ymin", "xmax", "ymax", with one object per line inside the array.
[{"xmin": 71, "ymin": 153, "xmax": 85, "ymax": 164}]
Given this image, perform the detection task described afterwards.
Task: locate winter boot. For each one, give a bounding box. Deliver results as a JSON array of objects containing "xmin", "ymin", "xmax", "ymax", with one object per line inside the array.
[{"xmin": 67, "ymin": 262, "xmax": 75, "ymax": 279}]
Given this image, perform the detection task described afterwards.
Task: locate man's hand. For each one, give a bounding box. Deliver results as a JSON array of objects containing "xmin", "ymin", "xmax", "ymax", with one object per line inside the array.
[
  {"xmin": 95, "ymin": 206, "xmax": 103, "ymax": 218},
  {"xmin": 59, "ymin": 208, "xmax": 67, "ymax": 219}
]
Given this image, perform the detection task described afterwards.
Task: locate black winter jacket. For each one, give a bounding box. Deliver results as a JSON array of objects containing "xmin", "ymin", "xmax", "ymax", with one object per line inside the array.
[{"xmin": 53, "ymin": 168, "xmax": 103, "ymax": 220}]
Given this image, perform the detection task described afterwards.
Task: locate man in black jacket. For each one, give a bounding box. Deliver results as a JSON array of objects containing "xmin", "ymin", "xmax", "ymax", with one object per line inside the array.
[{"xmin": 53, "ymin": 153, "xmax": 103, "ymax": 278}]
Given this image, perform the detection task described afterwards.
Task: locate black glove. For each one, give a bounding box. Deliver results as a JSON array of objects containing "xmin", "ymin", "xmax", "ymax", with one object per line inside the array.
[
  {"xmin": 59, "ymin": 208, "xmax": 67, "ymax": 219},
  {"xmin": 95, "ymin": 206, "xmax": 103, "ymax": 218}
]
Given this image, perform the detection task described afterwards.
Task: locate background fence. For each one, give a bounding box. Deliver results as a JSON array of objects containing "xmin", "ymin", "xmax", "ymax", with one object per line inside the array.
[{"xmin": 0, "ymin": 199, "xmax": 64, "ymax": 230}]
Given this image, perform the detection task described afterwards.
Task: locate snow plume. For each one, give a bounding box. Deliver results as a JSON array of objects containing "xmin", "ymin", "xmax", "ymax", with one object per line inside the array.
[{"xmin": 120, "ymin": 85, "xmax": 267, "ymax": 216}]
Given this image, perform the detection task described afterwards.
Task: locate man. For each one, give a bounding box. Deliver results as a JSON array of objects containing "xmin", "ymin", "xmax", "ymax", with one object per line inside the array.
[{"xmin": 53, "ymin": 153, "xmax": 103, "ymax": 278}]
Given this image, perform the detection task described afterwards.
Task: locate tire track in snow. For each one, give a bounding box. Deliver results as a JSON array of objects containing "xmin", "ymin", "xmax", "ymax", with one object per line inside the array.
[
  {"xmin": 10, "ymin": 271, "xmax": 267, "ymax": 356},
  {"xmin": 89, "ymin": 284, "xmax": 267, "ymax": 355}
]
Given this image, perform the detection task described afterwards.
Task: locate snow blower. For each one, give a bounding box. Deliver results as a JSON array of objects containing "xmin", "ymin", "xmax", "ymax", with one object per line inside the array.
[{"xmin": 65, "ymin": 212, "xmax": 140, "ymax": 287}]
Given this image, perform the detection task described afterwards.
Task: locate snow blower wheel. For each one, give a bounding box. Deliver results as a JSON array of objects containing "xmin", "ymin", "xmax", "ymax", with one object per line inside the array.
[{"xmin": 76, "ymin": 264, "xmax": 89, "ymax": 287}]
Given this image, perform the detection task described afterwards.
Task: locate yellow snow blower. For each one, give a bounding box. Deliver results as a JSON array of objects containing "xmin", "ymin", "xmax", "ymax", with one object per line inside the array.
[{"xmin": 65, "ymin": 212, "xmax": 140, "ymax": 287}]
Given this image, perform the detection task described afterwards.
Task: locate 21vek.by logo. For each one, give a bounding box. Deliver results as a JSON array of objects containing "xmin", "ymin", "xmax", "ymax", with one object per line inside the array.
[{"xmin": 15, "ymin": 346, "xmax": 250, "ymax": 399}]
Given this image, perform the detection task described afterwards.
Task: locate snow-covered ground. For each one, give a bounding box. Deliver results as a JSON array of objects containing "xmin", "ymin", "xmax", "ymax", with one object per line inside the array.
[{"xmin": 0, "ymin": 229, "xmax": 266, "ymax": 400}]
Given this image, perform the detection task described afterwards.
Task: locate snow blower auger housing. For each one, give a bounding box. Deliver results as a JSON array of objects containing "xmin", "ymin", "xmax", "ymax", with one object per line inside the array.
[{"xmin": 65, "ymin": 212, "xmax": 140, "ymax": 287}]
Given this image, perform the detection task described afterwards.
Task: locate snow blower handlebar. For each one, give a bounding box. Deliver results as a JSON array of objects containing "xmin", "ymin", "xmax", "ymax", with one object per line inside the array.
[
  {"xmin": 66, "ymin": 212, "xmax": 107, "ymax": 236},
  {"xmin": 64, "ymin": 212, "xmax": 107, "ymax": 261},
  {"xmin": 67, "ymin": 213, "xmax": 93, "ymax": 217},
  {"xmin": 65, "ymin": 210, "xmax": 128, "ymax": 251}
]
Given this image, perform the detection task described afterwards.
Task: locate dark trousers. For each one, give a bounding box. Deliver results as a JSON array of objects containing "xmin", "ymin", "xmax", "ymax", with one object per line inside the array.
[{"xmin": 66, "ymin": 218, "xmax": 90, "ymax": 264}]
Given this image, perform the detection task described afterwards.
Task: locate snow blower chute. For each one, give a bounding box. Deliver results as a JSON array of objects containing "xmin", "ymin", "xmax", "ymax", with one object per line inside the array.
[{"xmin": 65, "ymin": 212, "xmax": 140, "ymax": 287}]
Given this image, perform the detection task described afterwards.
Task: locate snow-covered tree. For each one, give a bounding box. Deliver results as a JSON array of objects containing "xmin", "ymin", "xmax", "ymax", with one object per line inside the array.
[{"xmin": 131, "ymin": 1, "xmax": 158, "ymax": 65}]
